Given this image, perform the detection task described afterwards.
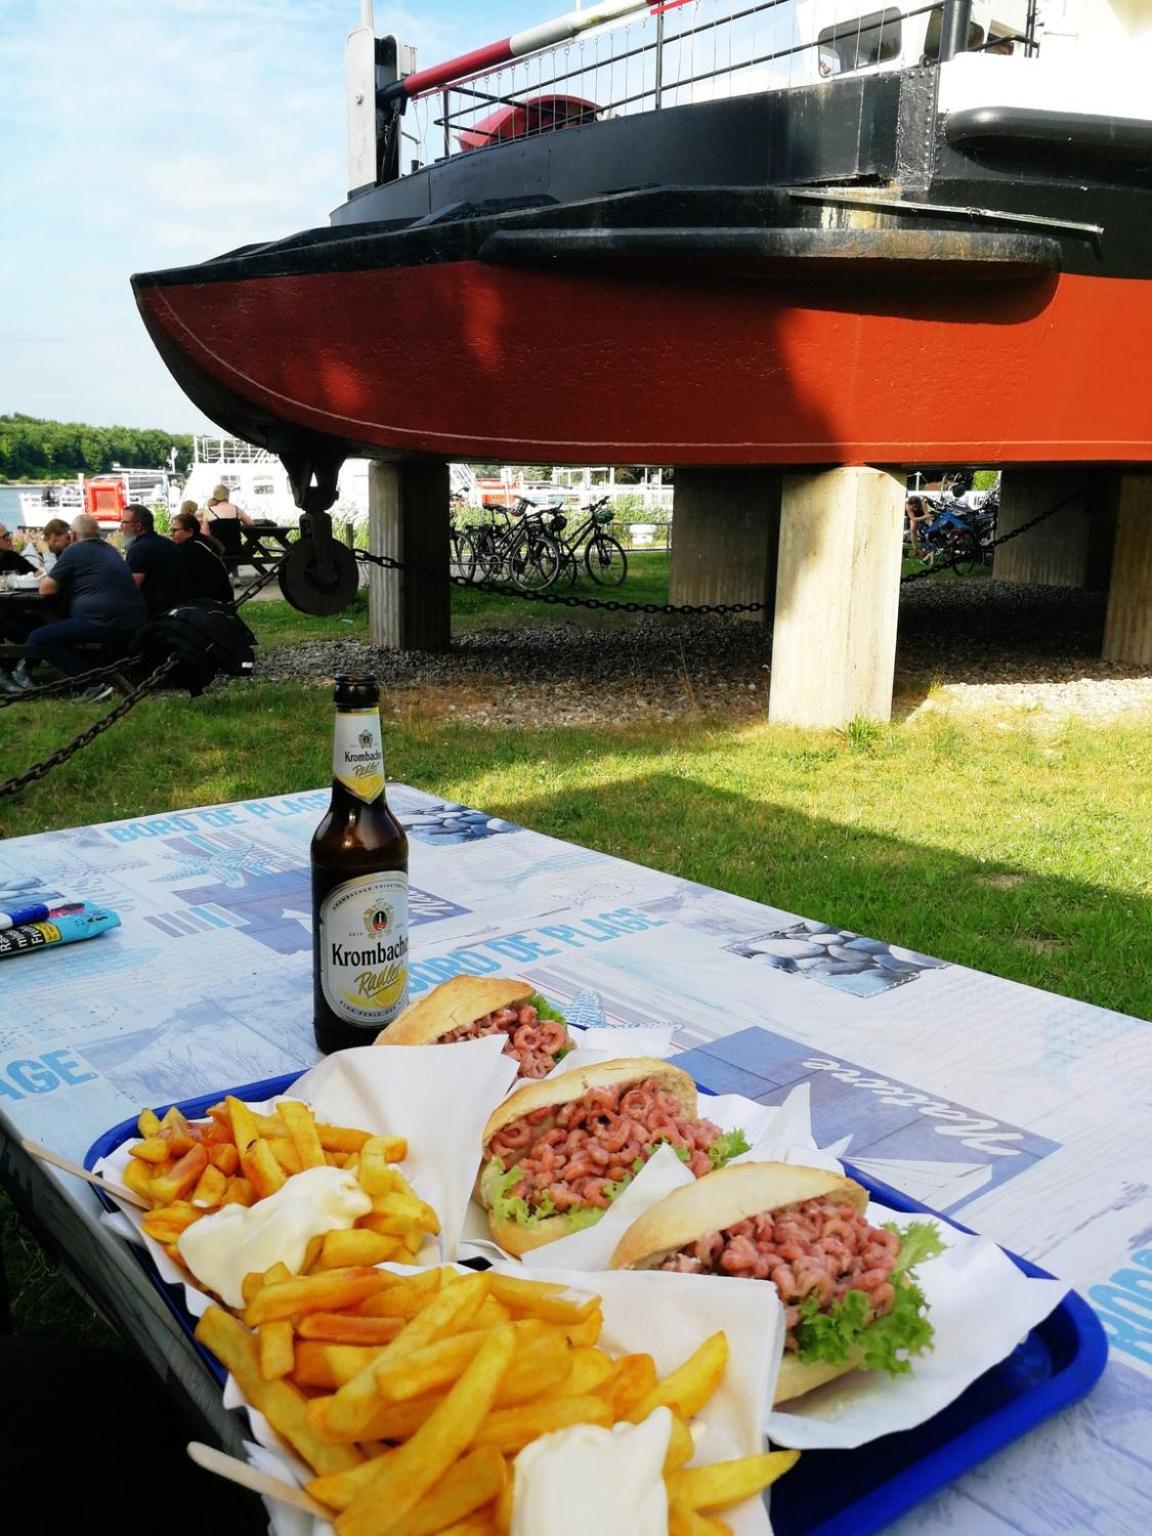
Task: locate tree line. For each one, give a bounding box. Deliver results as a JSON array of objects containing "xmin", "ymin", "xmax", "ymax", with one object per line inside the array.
[{"xmin": 0, "ymin": 413, "xmax": 195, "ymax": 480}]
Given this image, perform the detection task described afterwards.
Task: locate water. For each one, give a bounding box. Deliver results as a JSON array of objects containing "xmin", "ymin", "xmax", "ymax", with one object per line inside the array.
[
  {"xmin": 0, "ymin": 485, "xmax": 36, "ymax": 526},
  {"xmin": 0, "ymin": 484, "xmax": 81, "ymax": 530}
]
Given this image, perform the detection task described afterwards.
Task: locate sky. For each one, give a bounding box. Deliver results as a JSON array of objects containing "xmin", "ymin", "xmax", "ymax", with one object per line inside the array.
[{"xmin": 0, "ymin": 0, "xmax": 549, "ymax": 433}]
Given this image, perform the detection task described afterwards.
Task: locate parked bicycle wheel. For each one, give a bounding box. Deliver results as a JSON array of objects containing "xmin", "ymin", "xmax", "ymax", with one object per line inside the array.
[
  {"xmin": 467, "ymin": 524, "xmax": 500, "ymax": 584},
  {"xmin": 449, "ymin": 527, "xmax": 477, "ymax": 583},
  {"xmin": 948, "ymin": 529, "xmax": 983, "ymax": 577},
  {"xmin": 508, "ymin": 527, "xmax": 562, "ymax": 591},
  {"xmin": 585, "ymin": 533, "xmax": 628, "ymax": 586}
]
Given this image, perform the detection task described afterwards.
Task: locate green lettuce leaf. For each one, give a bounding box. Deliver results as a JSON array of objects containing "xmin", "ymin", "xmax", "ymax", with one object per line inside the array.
[
  {"xmin": 791, "ymin": 1220, "xmax": 944, "ymax": 1376},
  {"xmin": 565, "ymin": 1206, "xmax": 605, "ymax": 1233},
  {"xmin": 708, "ymin": 1128, "xmax": 751, "ymax": 1169},
  {"xmin": 480, "ymin": 1155, "xmax": 603, "ymax": 1231},
  {"xmin": 887, "ymin": 1220, "xmax": 945, "ymax": 1278},
  {"xmin": 529, "ymin": 992, "xmax": 569, "ymax": 1026}
]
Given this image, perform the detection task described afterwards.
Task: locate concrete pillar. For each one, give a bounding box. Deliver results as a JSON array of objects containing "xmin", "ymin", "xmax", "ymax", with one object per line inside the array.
[
  {"xmin": 993, "ymin": 470, "xmax": 1116, "ymax": 588},
  {"xmin": 768, "ymin": 466, "xmax": 904, "ymax": 728},
  {"xmin": 1103, "ymin": 472, "xmax": 1152, "ymax": 664},
  {"xmin": 367, "ymin": 462, "xmax": 451, "ymax": 651},
  {"xmin": 669, "ymin": 467, "xmax": 781, "ymax": 620}
]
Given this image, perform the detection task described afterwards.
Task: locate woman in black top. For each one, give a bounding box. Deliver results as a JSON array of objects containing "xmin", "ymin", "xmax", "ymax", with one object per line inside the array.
[
  {"xmin": 170, "ymin": 511, "xmax": 233, "ymax": 605},
  {"xmin": 0, "ymin": 524, "xmax": 37, "ymax": 575}
]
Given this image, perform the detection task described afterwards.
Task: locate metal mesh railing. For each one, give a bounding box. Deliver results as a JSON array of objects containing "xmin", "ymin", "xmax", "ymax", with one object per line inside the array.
[{"xmin": 398, "ymin": 0, "xmax": 1025, "ymax": 171}]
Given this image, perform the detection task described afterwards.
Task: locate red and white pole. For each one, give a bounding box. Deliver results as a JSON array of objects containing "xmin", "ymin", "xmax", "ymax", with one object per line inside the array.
[{"xmin": 383, "ymin": 0, "xmax": 656, "ymax": 101}]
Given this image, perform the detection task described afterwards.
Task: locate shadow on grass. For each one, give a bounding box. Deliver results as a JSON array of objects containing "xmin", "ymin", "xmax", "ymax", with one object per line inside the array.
[{"xmin": 485, "ymin": 770, "xmax": 1152, "ymax": 1023}]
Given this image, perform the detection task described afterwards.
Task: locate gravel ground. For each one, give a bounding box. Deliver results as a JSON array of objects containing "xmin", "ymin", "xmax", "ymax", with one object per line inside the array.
[{"xmin": 256, "ymin": 580, "xmax": 1152, "ymax": 726}]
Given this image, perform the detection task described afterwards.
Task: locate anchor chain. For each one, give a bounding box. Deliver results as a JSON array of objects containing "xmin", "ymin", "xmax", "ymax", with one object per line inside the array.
[{"xmin": 0, "ymin": 655, "xmax": 181, "ymax": 802}]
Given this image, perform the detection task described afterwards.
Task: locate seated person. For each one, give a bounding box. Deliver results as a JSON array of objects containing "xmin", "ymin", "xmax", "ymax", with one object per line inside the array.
[
  {"xmin": 122, "ymin": 504, "xmax": 186, "ymax": 617},
  {"xmin": 13, "ymin": 513, "xmax": 146, "ymax": 689},
  {"xmin": 170, "ymin": 510, "xmax": 233, "ymax": 605},
  {"xmin": 0, "ymin": 520, "xmax": 72, "ymax": 667},
  {"xmin": 0, "ymin": 524, "xmax": 37, "ymax": 576},
  {"xmin": 201, "ymin": 484, "xmax": 254, "ymax": 559},
  {"xmin": 37, "ymin": 517, "xmax": 73, "ymax": 573}
]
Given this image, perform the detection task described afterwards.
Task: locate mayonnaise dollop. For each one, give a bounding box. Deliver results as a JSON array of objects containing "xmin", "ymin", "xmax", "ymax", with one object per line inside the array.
[
  {"xmin": 511, "ymin": 1406, "xmax": 673, "ymax": 1536},
  {"xmin": 176, "ymin": 1165, "xmax": 372, "ymax": 1307}
]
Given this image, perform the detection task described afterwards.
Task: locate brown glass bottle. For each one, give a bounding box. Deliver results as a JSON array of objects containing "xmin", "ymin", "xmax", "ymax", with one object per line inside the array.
[{"xmin": 311, "ymin": 676, "xmax": 409, "ymax": 1054}]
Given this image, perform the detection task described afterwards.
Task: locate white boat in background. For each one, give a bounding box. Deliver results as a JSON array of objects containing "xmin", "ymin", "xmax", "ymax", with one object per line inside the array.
[
  {"xmin": 182, "ymin": 435, "xmax": 370, "ymax": 528},
  {"xmin": 18, "ymin": 465, "xmax": 180, "ymax": 532},
  {"xmin": 17, "ymin": 479, "xmax": 84, "ymax": 527}
]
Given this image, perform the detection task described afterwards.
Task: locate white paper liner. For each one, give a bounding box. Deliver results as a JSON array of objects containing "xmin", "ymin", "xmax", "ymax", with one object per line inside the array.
[
  {"xmin": 293, "ymin": 1038, "xmax": 519, "ymax": 1261},
  {"xmin": 542, "ymin": 1025, "xmax": 677, "ymax": 1078},
  {"xmin": 94, "ymin": 1036, "xmax": 519, "ymax": 1315},
  {"xmin": 233, "ymin": 1262, "xmax": 783, "ymax": 1536}
]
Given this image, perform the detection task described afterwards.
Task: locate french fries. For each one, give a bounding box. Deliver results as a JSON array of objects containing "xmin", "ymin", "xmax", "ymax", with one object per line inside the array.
[
  {"xmin": 193, "ymin": 1267, "xmax": 798, "ymax": 1536},
  {"xmin": 125, "ymin": 1094, "xmax": 432, "ymax": 1303}
]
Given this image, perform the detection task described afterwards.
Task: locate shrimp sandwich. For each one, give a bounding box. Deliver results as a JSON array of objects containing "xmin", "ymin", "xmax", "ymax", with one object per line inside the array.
[
  {"xmin": 611, "ymin": 1160, "xmax": 944, "ymax": 1402},
  {"xmin": 376, "ymin": 975, "xmax": 573, "ymax": 1079},
  {"xmin": 478, "ymin": 1058, "xmax": 750, "ymax": 1257}
]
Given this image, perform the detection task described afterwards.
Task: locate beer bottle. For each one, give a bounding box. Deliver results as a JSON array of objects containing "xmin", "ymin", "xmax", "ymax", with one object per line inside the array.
[{"xmin": 312, "ymin": 675, "xmax": 409, "ymax": 1054}]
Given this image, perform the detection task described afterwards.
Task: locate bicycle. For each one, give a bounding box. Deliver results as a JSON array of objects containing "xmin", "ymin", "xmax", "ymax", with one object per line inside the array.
[
  {"xmin": 465, "ymin": 499, "xmax": 563, "ymax": 591},
  {"xmin": 449, "ymin": 521, "xmax": 477, "ymax": 583},
  {"xmin": 907, "ymin": 501, "xmax": 995, "ymax": 575},
  {"xmin": 550, "ymin": 496, "xmax": 629, "ymax": 587}
]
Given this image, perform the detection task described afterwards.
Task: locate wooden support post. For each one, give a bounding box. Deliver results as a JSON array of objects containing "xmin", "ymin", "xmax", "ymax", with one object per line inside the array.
[
  {"xmin": 768, "ymin": 466, "xmax": 904, "ymax": 728},
  {"xmin": 993, "ymin": 470, "xmax": 1115, "ymax": 588},
  {"xmin": 1103, "ymin": 472, "xmax": 1152, "ymax": 664},
  {"xmin": 367, "ymin": 462, "xmax": 451, "ymax": 651},
  {"xmin": 668, "ymin": 467, "xmax": 781, "ymax": 621}
]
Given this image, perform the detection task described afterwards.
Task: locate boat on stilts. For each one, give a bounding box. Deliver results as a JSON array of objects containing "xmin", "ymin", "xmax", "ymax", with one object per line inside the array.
[{"xmin": 133, "ymin": 0, "xmax": 1152, "ymax": 612}]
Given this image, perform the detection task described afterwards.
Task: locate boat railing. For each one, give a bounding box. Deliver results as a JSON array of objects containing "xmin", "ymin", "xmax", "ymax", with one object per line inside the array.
[
  {"xmin": 383, "ymin": 0, "xmax": 1037, "ymax": 175},
  {"xmin": 192, "ymin": 435, "xmax": 278, "ymax": 466}
]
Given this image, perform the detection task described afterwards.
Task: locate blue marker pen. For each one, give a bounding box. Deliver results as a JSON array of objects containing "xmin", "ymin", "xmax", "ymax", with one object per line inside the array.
[
  {"xmin": 0, "ymin": 901, "xmax": 83, "ymax": 931},
  {"xmin": 0, "ymin": 902, "xmax": 51, "ymax": 931}
]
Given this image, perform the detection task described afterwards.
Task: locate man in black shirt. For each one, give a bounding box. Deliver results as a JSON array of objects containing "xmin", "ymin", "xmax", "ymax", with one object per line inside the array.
[{"xmin": 122, "ymin": 504, "xmax": 185, "ymax": 617}]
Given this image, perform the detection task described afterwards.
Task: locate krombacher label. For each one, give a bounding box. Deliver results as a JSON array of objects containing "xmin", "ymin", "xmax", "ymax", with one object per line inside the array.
[{"xmin": 318, "ymin": 871, "xmax": 409, "ymax": 1026}]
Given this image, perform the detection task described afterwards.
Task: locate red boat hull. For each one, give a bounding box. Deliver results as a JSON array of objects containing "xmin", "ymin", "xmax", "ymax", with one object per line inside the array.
[{"xmin": 136, "ymin": 260, "xmax": 1152, "ymax": 466}]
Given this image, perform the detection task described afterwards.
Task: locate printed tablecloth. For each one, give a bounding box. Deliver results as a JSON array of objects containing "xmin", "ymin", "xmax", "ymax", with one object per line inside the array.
[{"xmin": 0, "ymin": 785, "xmax": 1148, "ymax": 1534}]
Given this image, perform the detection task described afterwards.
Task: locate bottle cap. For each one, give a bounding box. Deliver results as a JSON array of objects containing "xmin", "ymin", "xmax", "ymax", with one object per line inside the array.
[{"xmin": 333, "ymin": 675, "xmax": 380, "ymax": 707}]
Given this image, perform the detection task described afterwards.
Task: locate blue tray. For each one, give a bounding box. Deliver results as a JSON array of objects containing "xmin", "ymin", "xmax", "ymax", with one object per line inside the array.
[{"xmin": 86, "ymin": 1069, "xmax": 1108, "ymax": 1536}]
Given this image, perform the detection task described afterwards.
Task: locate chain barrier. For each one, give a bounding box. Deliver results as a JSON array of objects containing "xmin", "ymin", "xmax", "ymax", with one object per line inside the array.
[
  {"xmin": 0, "ymin": 655, "xmax": 181, "ymax": 802},
  {"xmin": 354, "ymin": 548, "xmax": 768, "ymax": 616},
  {"xmin": 0, "ymin": 558, "xmax": 267, "ymax": 800},
  {"xmin": 0, "ymin": 653, "xmax": 142, "ymax": 711},
  {"xmin": 354, "ymin": 483, "xmax": 1084, "ymax": 609},
  {"xmin": 232, "ymin": 563, "xmax": 284, "ymax": 608},
  {"xmin": 899, "ymin": 483, "xmax": 1087, "ymax": 583}
]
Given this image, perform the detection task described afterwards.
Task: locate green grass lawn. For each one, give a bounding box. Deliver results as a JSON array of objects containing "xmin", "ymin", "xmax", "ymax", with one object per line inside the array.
[
  {"xmin": 3, "ymin": 684, "xmax": 1149, "ymax": 1016},
  {"xmin": 241, "ymin": 551, "xmax": 676, "ymax": 648}
]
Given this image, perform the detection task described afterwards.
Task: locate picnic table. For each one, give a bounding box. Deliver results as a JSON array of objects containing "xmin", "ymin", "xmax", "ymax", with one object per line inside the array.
[
  {"xmin": 222, "ymin": 523, "xmax": 295, "ymax": 577},
  {"xmin": 0, "ymin": 785, "xmax": 1148, "ymax": 1534}
]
